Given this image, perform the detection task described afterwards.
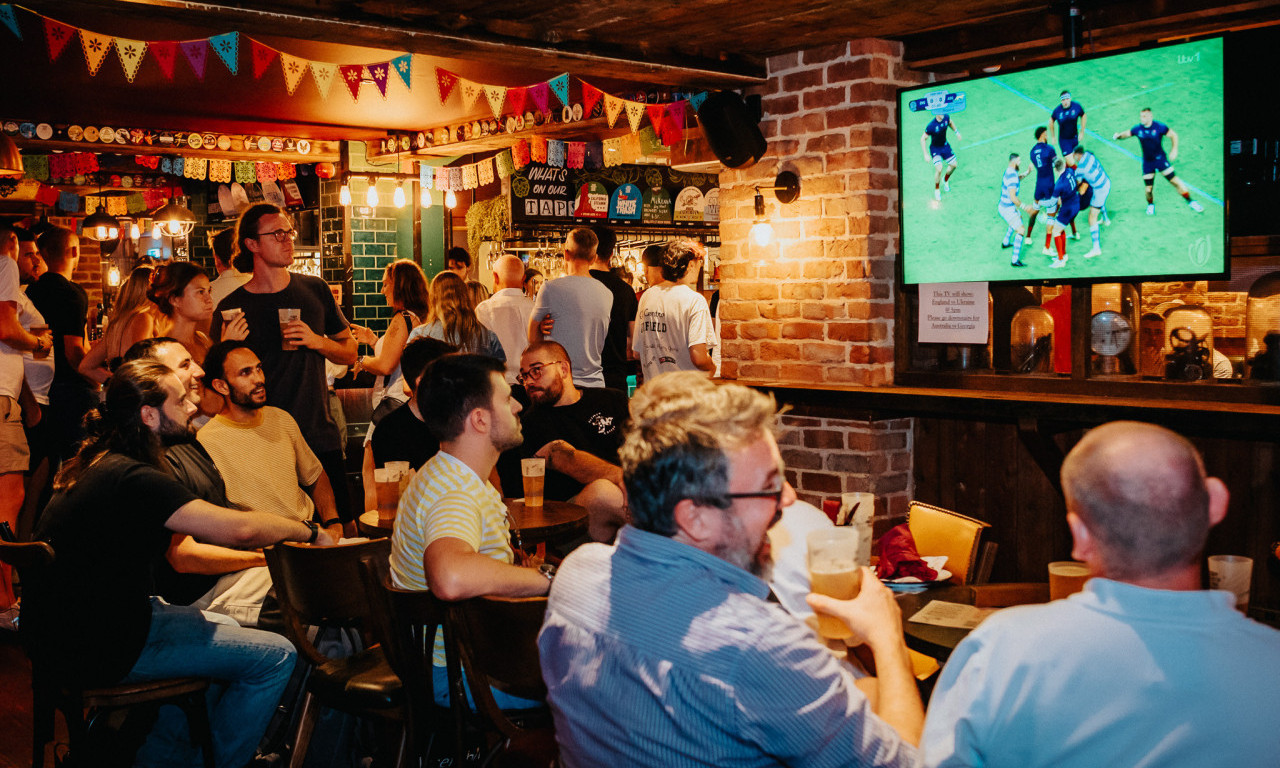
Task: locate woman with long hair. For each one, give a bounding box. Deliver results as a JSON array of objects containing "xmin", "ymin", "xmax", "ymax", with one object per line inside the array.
[
  {"xmin": 408, "ymin": 271, "xmax": 504, "ymax": 360},
  {"xmin": 78, "ymin": 265, "xmax": 163, "ymax": 384},
  {"xmin": 349, "ymin": 258, "xmax": 430, "ymax": 420},
  {"xmin": 147, "ymin": 261, "xmax": 216, "ymax": 363}
]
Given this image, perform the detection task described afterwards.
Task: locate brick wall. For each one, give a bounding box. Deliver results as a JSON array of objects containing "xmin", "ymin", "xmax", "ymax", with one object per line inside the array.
[{"xmin": 717, "ymin": 39, "xmax": 923, "ymax": 518}]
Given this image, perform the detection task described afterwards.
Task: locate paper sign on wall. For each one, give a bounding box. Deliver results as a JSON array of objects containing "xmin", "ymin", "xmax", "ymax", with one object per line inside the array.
[{"xmin": 917, "ymin": 282, "xmax": 988, "ymax": 344}]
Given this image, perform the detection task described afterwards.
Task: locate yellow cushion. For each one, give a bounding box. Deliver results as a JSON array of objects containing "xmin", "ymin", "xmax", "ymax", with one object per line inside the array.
[{"xmin": 907, "ymin": 502, "xmax": 990, "ymax": 585}]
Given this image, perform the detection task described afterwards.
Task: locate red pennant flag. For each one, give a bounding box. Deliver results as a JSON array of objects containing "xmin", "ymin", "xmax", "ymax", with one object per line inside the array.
[
  {"xmin": 528, "ymin": 82, "xmax": 550, "ymax": 114},
  {"xmin": 367, "ymin": 62, "xmax": 390, "ymax": 97},
  {"xmin": 339, "ymin": 65, "xmax": 363, "ymax": 101},
  {"xmin": 646, "ymin": 103, "xmax": 668, "ymax": 134},
  {"xmin": 581, "ymin": 82, "xmax": 603, "ymax": 118},
  {"xmin": 44, "ymin": 18, "xmax": 75, "ymax": 61},
  {"xmin": 150, "ymin": 40, "xmax": 177, "ymax": 80},
  {"xmin": 436, "ymin": 67, "xmax": 459, "ymax": 104},
  {"xmin": 249, "ymin": 38, "xmax": 278, "ymax": 79},
  {"xmin": 507, "ymin": 86, "xmax": 528, "ymax": 117}
]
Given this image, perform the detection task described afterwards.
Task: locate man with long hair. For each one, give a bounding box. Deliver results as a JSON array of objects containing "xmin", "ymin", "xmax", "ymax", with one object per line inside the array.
[{"xmin": 26, "ymin": 359, "xmax": 335, "ymax": 767}]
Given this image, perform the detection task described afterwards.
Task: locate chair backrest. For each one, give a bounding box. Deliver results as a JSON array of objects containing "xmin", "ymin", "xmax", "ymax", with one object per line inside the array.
[
  {"xmin": 0, "ymin": 539, "xmax": 54, "ymax": 571},
  {"xmin": 448, "ymin": 596, "xmax": 548, "ymax": 736},
  {"xmin": 264, "ymin": 538, "xmax": 391, "ymax": 666},
  {"xmin": 907, "ymin": 501, "xmax": 991, "ymax": 585}
]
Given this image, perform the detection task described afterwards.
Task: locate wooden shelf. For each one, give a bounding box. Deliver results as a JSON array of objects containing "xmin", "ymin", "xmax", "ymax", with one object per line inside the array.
[
  {"xmin": 367, "ymin": 116, "xmax": 648, "ymax": 159},
  {"xmin": 13, "ymin": 137, "xmax": 339, "ymax": 164}
]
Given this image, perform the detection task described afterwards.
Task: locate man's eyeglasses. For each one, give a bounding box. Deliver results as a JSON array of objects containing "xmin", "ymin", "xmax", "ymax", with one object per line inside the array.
[
  {"xmin": 724, "ymin": 487, "xmax": 787, "ymax": 508},
  {"xmin": 254, "ymin": 228, "xmax": 297, "ymax": 243},
  {"xmin": 516, "ymin": 361, "xmax": 560, "ymax": 385}
]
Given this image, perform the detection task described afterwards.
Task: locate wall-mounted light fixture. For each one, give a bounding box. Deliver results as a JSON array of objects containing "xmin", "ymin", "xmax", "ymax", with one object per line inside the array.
[{"xmin": 749, "ymin": 171, "xmax": 801, "ymax": 247}]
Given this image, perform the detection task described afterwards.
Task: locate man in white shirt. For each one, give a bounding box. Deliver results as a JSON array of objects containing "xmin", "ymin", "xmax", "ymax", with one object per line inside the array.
[
  {"xmin": 475, "ymin": 254, "xmax": 534, "ymax": 384},
  {"xmin": 207, "ymin": 227, "xmax": 250, "ymax": 307},
  {"xmin": 528, "ymin": 229, "xmax": 612, "ymax": 388}
]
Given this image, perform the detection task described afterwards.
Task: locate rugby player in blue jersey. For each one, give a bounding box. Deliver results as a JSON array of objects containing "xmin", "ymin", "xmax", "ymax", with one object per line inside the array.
[
  {"xmin": 1113, "ymin": 107, "xmax": 1205, "ymax": 215},
  {"xmin": 1049, "ymin": 90, "xmax": 1087, "ymax": 154},
  {"xmin": 1072, "ymin": 146, "xmax": 1113, "ymax": 258},
  {"xmin": 921, "ymin": 113, "xmax": 962, "ymax": 201},
  {"xmin": 1026, "ymin": 127, "xmax": 1077, "ymax": 252},
  {"xmin": 1047, "ymin": 157, "xmax": 1085, "ymax": 269},
  {"xmin": 997, "ymin": 153, "xmax": 1035, "ymax": 267}
]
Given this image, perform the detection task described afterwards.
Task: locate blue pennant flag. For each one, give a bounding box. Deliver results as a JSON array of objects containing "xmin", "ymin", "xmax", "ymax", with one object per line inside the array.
[
  {"xmin": 0, "ymin": 5, "xmax": 21, "ymax": 39},
  {"xmin": 209, "ymin": 32, "xmax": 239, "ymax": 75},
  {"xmin": 548, "ymin": 73, "xmax": 570, "ymax": 109},
  {"xmin": 391, "ymin": 54, "xmax": 412, "ymax": 90},
  {"xmin": 689, "ymin": 91, "xmax": 708, "ymax": 112}
]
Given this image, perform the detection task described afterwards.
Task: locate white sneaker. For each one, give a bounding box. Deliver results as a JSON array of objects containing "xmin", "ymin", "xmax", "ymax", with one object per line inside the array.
[
  {"xmin": 1189, "ymin": 200, "xmax": 1204, "ymax": 212},
  {"xmin": 1042, "ymin": 247, "xmax": 1055, "ymax": 257},
  {"xmin": 1147, "ymin": 204, "xmax": 1155, "ymax": 216},
  {"xmin": 943, "ymin": 181, "xmax": 951, "ymax": 192},
  {"xmin": 1070, "ymin": 232, "xmax": 1081, "ymax": 241},
  {"xmin": 1084, "ymin": 247, "xmax": 1102, "ymax": 258},
  {"xmin": 1048, "ymin": 258, "xmax": 1067, "ymax": 268},
  {"xmin": 934, "ymin": 189, "xmax": 941, "ymax": 201}
]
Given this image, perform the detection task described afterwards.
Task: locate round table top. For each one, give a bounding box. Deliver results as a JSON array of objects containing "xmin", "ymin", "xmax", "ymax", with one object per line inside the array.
[
  {"xmin": 505, "ymin": 498, "xmax": 589, "ymax": 545},
  {"xmin": 358, "ymin": 510, "xmax": 393, "ymax": 539},
  {"xmin": 895, "ymin": 584, "xmax": 976, "ymax": 662}
]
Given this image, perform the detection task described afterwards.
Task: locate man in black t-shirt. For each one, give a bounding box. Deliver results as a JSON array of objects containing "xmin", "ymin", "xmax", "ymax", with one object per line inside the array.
[
  {"xmin": 211, "ymin": 204, "xmax": 358, "ymax": 528},
  {"xmin": 503, "ymin": 340, "xmax": 628, "ymax": 542},
  {"xmin": 589, "ymin": 225, "xmax": 639, "ymax": 392},
  {"xmin": 26, "ymin": 359, "xmax": 334, "ymax": 767},
  {"xmin": 25, "ymin": 227, "xmax": 94, "ymax": 461}
]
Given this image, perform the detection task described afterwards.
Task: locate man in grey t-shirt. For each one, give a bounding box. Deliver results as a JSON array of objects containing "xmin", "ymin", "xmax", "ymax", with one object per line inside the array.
[{"xmin": 527, "ymin": 228, "xmax": 612, "ymax": 388}]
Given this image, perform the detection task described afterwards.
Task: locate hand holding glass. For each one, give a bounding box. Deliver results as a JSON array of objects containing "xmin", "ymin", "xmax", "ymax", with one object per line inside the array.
[{"xmin": 807, "ymin": 528, "xmax": 863, "ymax": 639}]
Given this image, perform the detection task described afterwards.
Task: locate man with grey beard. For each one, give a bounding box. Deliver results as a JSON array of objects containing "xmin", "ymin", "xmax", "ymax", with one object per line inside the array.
[{"xmin": 538, "ymin": 371, "xmax": 923, "ymax": 768}]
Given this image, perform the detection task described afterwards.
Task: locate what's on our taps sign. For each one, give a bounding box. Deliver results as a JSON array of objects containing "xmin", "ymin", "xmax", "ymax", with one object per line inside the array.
[{"xmin": 508, "ymin": 163, "xmax": 719, "ymax": 228}]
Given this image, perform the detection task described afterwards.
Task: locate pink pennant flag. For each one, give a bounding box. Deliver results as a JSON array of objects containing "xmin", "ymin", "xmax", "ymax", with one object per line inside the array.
[
  {"xmin": 339, "ymin": 64, "xmax": 363, "ymax": 101},
  {"xmin": 43, "ymin": 18, "xmax": 75, "ymax": 62},
  {"xmin": 180, "ymin": 39, "xmax": 209, "ymax": 80},
  {"xmin": 249, "ymin": 38, "xmax": 278, "ymax": 79},
  {"xmin": 580, "ymin": 82, "xmax": 603, "ymax": 118},
  {"xmin": 668, "ymin": 100, "xmax": 688, "ymax": 131},
  {"xmin": 507, "ymin": 86, "xmax": 528, "ymax": 117},
  {"xmin": 150, "ymin": 40, "xmax": 177, "ymax": 80},
  {"xmin": 567, "ymin": 141, "xmax": 585, "ymax": 169},
  {"xmin": 528, "ymin": 81, "xmax": 550, "ymax": 114},
  {"xmin": 367, "ymin": 62, "xmax": 390, "ymax": 97}
]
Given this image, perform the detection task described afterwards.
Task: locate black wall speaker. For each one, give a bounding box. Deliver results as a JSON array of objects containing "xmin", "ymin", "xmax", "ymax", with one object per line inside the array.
[{"xmin": 697, "ymin": 91, "xmax": 767, "ymax": 168}]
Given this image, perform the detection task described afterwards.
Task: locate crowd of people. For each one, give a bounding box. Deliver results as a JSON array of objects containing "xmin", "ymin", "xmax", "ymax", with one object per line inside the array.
[{"xmin": 4, "ymin": 206, "xmax": 1274, "ymax": 768}]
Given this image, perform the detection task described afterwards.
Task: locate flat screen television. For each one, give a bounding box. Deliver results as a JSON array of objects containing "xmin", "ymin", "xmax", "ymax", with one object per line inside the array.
[{"xmin": 897, "ymin": 37, "xmax": 1226, "ymax": 285}]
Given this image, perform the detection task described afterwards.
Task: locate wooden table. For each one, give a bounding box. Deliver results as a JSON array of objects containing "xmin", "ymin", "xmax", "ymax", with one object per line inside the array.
[
  {"xmin": 505, "ymin": 499, "xmax": 589, "ymax": 546},
  {"xmin": 896, "ymin": 582, "xmax": 1051, "ymax": 662},
  {"xmin": 358, "ymin": 510, "xmax": 393, "ymax": 539}
]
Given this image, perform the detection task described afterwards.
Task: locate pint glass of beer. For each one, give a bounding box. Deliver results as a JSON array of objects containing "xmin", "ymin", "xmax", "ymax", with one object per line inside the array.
[
  {"xmin": 807, "ymin": 528, "xmax": 862, "ymax": 639},
  {"xmin": 521, "ymin": 458, "xmax": 545, "ymax": 509},
  {"xmin": 1048, "ymin": 561, "xmax": 1091, "ymax": 600},
  {"xmin": 278, "ymin": 308, "xmax": 301, "ymax": 351}
]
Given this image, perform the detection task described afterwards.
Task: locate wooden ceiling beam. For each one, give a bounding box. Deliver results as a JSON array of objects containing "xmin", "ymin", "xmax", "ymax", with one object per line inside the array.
[{"xmin": 19, "ymin": 0, "xmax": 768, "ymax": 87}]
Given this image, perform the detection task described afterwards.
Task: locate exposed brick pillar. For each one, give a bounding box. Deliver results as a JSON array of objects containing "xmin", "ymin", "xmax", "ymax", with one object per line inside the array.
[{"xmin": 717, "ymin": 39, "xmax": 923, "ymax": 518}]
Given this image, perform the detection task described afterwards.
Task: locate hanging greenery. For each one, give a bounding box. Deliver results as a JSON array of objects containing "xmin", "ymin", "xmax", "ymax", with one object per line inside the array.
[{"xmin": 465, "ymin": 195, "xmax": 509, "ymax": 261}]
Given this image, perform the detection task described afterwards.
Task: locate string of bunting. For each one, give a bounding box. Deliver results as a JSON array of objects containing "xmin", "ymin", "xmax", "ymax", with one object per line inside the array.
[{"xmin": 0, "ymin": 3, "xmax": 413, "ymax": 102}]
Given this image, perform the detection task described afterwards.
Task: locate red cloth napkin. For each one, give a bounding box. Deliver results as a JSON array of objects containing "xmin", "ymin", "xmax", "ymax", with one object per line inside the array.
[{"xmin": 875, "ymin": 524, "xmax": 938, "ymax": 581}]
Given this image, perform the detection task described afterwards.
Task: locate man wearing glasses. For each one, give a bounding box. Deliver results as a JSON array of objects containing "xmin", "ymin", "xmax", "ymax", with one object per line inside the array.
[
  {"xmin": 539, "ymin": 372, "xmax": 923, "ymax": 767},
  {"xmin": 212, "ymin": 204, "xmax": 358, "ymax": 533},
  {"xmin": 504, "ymin": 341, "xmax": 627, "ymax": 542}
]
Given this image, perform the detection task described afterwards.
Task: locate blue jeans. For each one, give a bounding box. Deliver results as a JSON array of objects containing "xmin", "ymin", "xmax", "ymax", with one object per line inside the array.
[
  {"xmin": 124, "ymin": 598, "xmax": 297, "ymax": 768},
  {"xmin": 432, "ymin": 663, "xmax": 543, "ymax": 711}
]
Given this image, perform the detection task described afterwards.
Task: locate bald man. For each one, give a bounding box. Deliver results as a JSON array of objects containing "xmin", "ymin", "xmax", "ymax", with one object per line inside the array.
[
  {"xmin": 475, "ymin": 254, "xmax": 535, "ymax": 384},
  {"xmin": 920, "ymin": 421, "xmax": 1280, "ymax": 767}
]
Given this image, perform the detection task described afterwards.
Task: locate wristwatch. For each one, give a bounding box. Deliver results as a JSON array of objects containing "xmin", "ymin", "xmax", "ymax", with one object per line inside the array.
[
  {"xmin": 303, "ymin": 519, "xmax": 319, "ymax": 544},
  {"xmin": 538, "ymin": 563, "xmax": 557, "ymax": 582}
]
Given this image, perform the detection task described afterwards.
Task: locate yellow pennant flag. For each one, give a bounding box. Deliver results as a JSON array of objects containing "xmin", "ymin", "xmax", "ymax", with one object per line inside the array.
[
  {"xmin": 624, "ymin": 99, "xmax": 645, "ymax": 133},
  {"xmin": 603, "ymin": 94, "xmax": 624, "ymax": 128},
  {"xmin": 280, "ymin": 53, "xmax": 308, "ymax": 95},
  {"xmin": 483, "ymin": 85, "xmax": 508, "ymax": 119},
  {"xmin": 114, "ymin": 38, "xmax": 147, "ymax": 83},
  {"xmin": 602, "ymin": 136, "xmax": 623, "ymax": 167},
  {"xmin": 459, "ymin": 78, "xmax": 482, "ymax": 111},
  {"xmin": 79, "ymin": 31, "xmax": 113, "ymax": 76},
  {"xmin": 310, "ymin": 61, "xmax": 337, "ymax": 100}
]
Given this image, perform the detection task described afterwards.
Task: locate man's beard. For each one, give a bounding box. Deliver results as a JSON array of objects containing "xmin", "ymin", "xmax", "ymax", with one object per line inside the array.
[
  {"xmin": 229, "ymin": 385, "xmax": 266, "ymax": 410},
  {"xmin": 712, "ymin": 509, "xmax": 773, "ymax": 581},
  {"xmin": 526, "ymin": 375, "xmax": 563, "ymax": 406},
  {"xmin": 157, "ymin": 413, "xmax": 195, "ymax": 445}
]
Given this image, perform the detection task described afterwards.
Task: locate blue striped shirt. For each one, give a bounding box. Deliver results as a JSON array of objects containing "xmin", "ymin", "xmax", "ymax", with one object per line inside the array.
[
  {"xmin": 539, "ymin": 526, "xmax": 919, "ymax": 768},
  {"xmin": 999, "ymin": 167, "xmax": 1020, "ymax": 207},
  {"xmin": 1073, "ymin": 151, "xmax": 1108, "ymax": 187}
]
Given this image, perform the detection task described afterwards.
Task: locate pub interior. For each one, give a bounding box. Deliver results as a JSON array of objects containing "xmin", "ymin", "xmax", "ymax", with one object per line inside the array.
[{"xmin": 2, "ymin": 0, "xmax": 1280, "ymax": 766}]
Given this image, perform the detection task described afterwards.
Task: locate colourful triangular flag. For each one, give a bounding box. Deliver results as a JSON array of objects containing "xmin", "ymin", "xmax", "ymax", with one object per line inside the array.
[
  {"xmin": 43, "ymin": 18, "xmax": 74, "ymax": 61},
  {"xmin": 279, "ymin": 52, "xmax": 307, "ymax": 94},
  {"xmin": 603, "ymin": 94, "xmax": 624, "ymax": 127},
  {"xmin": 208, "ymin": 32, "xmax": 238, "ymax": 74},
  {"xmin": 78, "ymin": 31, "xmax": 112, "ymax": 76},
  {"xmin": 507, "ymin": 86, "xmax": 528, "ymax": 118},
  {"xmin": 528, "ymin": 81, "xmax": 550, "ymax": 114},
  {"xmin": 339, "ymin": 64, "xmax": 363, "ymax": 101},
  {"xmin": 391, "ymin": 54, "xmax": 412, "ymax": 90},
  {"xmin": 249, "ymin": 38, "xmax": 278, "ymax": 79},
  {"xmin": 547, "ymin": 73, "xmax": 570, "ymax": 109},
  {"xmin": 459, "ymin": 78, "xmax": 482, "ymax": 111},
  {"xmin": 150, "ymin": 40, "xmax": 177, "ymax": 80},
  {"xmin": 690, "ymin": 91, "xmax": 708, "ymax": 112},
  {"xmin": 581, "ymin": 82, "xmax": 603, "ymax": 118},
  {"xmin": 180, "ymin": 39, "xmax": 208, "ymax": 80},
  {"xmin": 483, "ymin": 85, "xmax": 507, "ymax": 119},
  {"xmin": 668, "ymin": 100, "xmax": 688, "ymax": 131},
  {"xmin": 646, "ymin": 104, "xmax": 667, "ymax": 134},
  {"xmin": 0, "ymin": 5, "xmax": 21, "ymax": 40},
  {"xmin": 639, "ymin": 126, "xmax": 662, "ymax": 154},
  {"xmin": 114, "ymin": 38, "xmax": 147, "ymax": 82},
  {"xmin": 310, "ymin": 61, "xmax": 336, "ymax": 99},
  {"xmin": 625, "ymin": 99, "xmax": 645, "ymax": 132},
  {"xmin": 368, "ymin": 62, "xmax": 390, "ymax": 97},
  {"xmin": 435, "ymin": 67, "xmax": 459, "ymax": 104}
]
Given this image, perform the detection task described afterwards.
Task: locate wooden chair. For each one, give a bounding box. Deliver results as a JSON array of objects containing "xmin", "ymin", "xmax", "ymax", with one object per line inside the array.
[
  {"xmin": 0, "ymin": 539, "xmax": 215, "ymax": 768},
  {"xmin": 907, "ymin": 501, "xmax": 994, "ymax": 585},
  {"xmin": 447, "ymin": 596, "xmax": 557, "ymax": 768},
  {"xmin": 264, "ymin": 538, "xmax": 405, "ymax": 768},
  {"xmin": 358, "ymin": 555, "xmax": 459, "ymax": 768}
]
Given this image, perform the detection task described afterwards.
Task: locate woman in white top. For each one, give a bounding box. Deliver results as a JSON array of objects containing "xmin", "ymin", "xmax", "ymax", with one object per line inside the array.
[
  {"xmin": 632, "ymin": 240, "xmax": 715, "ymax": 382},
  {"xmin": 351, "ymin": 259, "xmax": 429, "ymax": 423}
]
